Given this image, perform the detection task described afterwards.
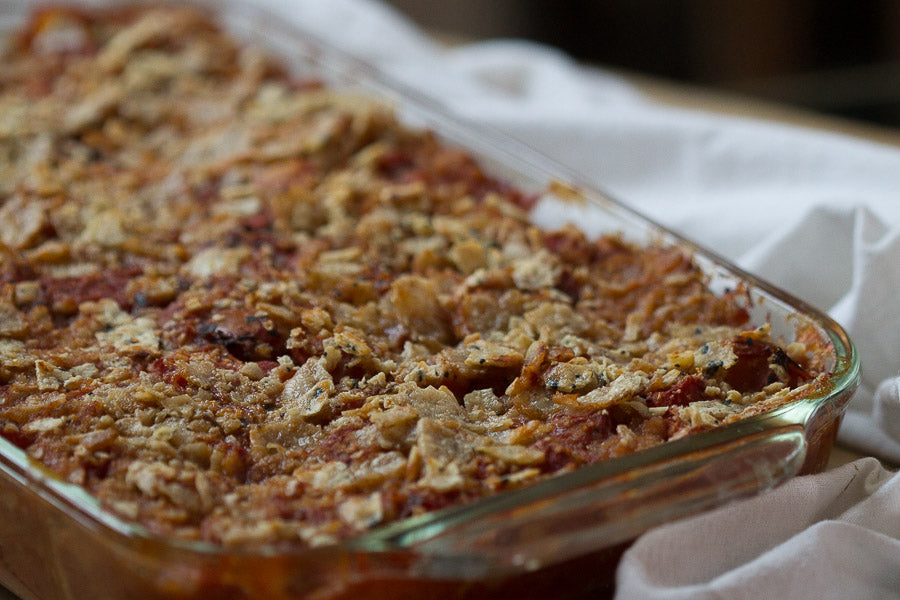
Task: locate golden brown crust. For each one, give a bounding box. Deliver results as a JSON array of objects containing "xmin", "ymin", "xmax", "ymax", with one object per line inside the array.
[{"xmin": 0, "ymin": 5, "xmax": 828, "ymax": 548}]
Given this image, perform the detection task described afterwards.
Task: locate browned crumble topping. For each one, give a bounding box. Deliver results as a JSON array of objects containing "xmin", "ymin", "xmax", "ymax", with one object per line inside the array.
[{"xmin": 0, "ymin": 6, "xmax": 829, "ymax": 548}]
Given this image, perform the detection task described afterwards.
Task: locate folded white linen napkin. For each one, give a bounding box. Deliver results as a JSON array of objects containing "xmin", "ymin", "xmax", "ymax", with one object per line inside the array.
[
  {"xmin": 234, "ymin": 1, "xmax": 900, "ymax": 598},
  {"xmin": 616, "ymin": 457, "xmax": 900, "ymax": 599}
]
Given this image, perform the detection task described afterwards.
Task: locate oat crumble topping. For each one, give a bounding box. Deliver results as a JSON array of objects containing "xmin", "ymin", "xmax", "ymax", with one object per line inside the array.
[{"xmin": 0, "ymin": 6, "xmax": 830, "ymax": 548}]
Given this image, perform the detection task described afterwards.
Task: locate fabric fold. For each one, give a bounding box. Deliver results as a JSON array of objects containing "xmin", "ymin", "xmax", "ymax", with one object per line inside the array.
[{"xmin": 616, "ymin": 458, "xmax": 900, "ymax": 599}]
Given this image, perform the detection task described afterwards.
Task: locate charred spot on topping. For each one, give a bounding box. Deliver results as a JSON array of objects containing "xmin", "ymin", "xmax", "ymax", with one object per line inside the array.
[
  {"xmin": 703, "ymin": 360, "xmax": 724, "ymax": 378},
  {"xmin": 195, "ymin": 309, "xmax": 287, "ymax": 362},
  {"xmin": 771, "ymin": 347, "xmax": 812, "ymax": 387}
]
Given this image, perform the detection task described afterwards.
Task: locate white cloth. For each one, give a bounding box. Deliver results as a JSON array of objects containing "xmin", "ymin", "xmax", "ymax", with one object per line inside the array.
[
  {"xmin": 616, "ymin": 457, "xmax": 900, "ymax": 599},
  {"xmin": 251, "ymin": 1, "xmax": 900, "ymax": 597}
]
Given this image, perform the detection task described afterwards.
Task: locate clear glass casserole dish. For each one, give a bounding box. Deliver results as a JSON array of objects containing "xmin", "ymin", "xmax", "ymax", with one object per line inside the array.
[{"xmin": 0, "ymin": 1, "xmax": 859, "ymax": 598}]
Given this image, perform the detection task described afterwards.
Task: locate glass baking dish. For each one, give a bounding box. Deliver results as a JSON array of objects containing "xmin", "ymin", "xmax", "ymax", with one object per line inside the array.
[{"xmin": 0, "ymin": 1, "xmax": 859, "ymax": 599}]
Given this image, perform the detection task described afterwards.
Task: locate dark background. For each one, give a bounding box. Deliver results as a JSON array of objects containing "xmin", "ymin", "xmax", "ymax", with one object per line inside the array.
[{"xmin": 387, "ymin": 0, "xmax": 900, "ymax": 128}]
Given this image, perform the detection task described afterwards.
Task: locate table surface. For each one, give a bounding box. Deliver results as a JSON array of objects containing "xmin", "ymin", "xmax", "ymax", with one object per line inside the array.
[{"xmin": 625, "ymin": 71, "xmax": 900, "ymax": 149}]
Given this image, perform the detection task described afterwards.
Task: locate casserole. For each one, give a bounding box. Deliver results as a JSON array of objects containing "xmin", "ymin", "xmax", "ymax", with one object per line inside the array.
[{"xmin": 0, "ymin": 2, "xmax": 859, "ymax": 598}]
